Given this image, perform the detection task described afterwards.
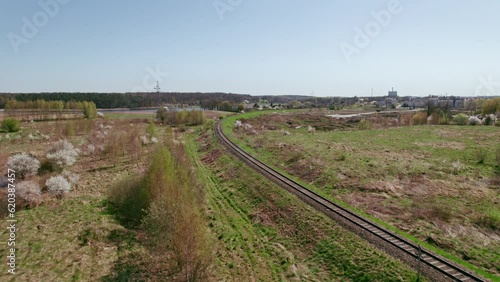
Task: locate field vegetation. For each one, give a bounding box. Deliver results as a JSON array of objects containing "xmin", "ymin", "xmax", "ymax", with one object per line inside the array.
[
  {"xmin": 187, "ymin": 122, "xmax": 421, "ymax": 281},
  {"xmin": 0, "ymin": 114, "xmax": 211, "ymax": 281},
  {"xmin": 223, "ymin": 109, "xmax": 500, "ymax": 278}
]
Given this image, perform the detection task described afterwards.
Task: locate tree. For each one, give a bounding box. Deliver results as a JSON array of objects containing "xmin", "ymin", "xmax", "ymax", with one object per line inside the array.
[
  {"xmin": 83, "ymin": 101, "xmax": 97, "ymax": 119},
  {"xmin": 46, "ymin": 175, "xmax": 71, "ymax": 196},
  {"xmin": 1, "ymin": 118, "xmax": 20, "ymax": 132},
  {"xmin": 156, "ymin": 107, "xmax": 168, "ymax": 124},
  {"xmin": 7, "ymin": 154, "xmax": 40, "ymax": 179},
  {"xmin": 46, "ymin": 140, "xmax": 79, "ymax": 169},
  {"xmin": 482, "ymin": 98, "xmax": 500, "ymax": 116}
]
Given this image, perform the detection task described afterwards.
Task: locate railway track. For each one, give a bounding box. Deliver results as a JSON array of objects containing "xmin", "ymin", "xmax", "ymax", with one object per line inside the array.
[{"xmin": 215, "ymin": 121, "xmax": 488, "ymax": 282}]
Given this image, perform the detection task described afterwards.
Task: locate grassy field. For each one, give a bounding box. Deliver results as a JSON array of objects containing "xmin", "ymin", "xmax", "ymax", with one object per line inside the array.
[
  {"xmin": 185, "ymin": 121, "xmax": 421, "ymax": 281},
  {"xmin": 222, "ymin": 110, "xmax": 500, "ymax": 279},
  {"xmin": 0, "ymin": 119, "xmax": 164, "ymax": 281}
]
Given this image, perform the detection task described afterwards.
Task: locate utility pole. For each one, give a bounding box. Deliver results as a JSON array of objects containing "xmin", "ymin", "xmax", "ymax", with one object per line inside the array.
[{"xmin": 154, "ymin": 81, "xmax": 160, "ymax": 93}]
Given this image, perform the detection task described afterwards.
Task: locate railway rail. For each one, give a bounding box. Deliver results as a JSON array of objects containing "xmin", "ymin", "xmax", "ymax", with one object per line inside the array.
[{"xmin": 215, "ymin": 121, "xmax": 487, "ymax": 282}]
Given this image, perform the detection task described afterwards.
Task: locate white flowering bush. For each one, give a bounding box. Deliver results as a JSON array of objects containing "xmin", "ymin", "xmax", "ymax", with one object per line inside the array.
[
  {"xmin": 16, "ymin": 181, "xmax": 41, "ymax": 204},
  {"xmin": 62, "ymin": 170, "xmax": 80, "ymax": 184},
  {"xmin": 46, "ymin": 140, "xmax": 79, "ymax": 169},
  {"xmin": 468, "ymin": 116, "xmax": 481, "ymax": 126},
  {"xmin": 140, "ymin": 135, "xmax": 149, "ymax": 145},
  {"xmin": 7, "ymin": 154, "xmax": 40, "ymax": 179},
  {"xmin": 46, "ymin": 175, "xmax": 71, "ymax": 195}
]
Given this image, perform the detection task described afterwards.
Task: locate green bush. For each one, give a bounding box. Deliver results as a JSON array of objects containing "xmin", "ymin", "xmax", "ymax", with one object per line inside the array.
[
  {"xmin": 358, "ymin": 119, "xmax": 372, "ymax": 130},
  {"xmin": 107, "ymin": 175, "xmax": 148, "ymax": 227},
  {"xmin": 453, "ymin": 114, "xmax": 468, "ymax": 125},
  {"xmin": 146, "ymin": 122, "xmax": 157, "ymax": 138},
  {"xmin": 475, "ymin": 148, "xmax": 488, "ymax": 164},
  {"xmin": 483, "ymin": 115, "xmax": 494, "ymax": 126},
  {"xmin": 476, "ymin": 209, "xmax": 500, "ymax": 230},
  {"xmin": 1, "ymin": 118, "xmax": 20, "ymax": 132}
]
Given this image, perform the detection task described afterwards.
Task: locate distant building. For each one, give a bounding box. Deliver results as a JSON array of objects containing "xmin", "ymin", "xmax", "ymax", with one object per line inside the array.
[{"xmin": 388, "ymin": 87, "xmax": 398, "ymax": 98}]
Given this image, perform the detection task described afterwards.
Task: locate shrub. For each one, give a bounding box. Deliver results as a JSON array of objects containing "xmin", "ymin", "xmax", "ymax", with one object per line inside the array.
[
  {"xmin": 468, "ymin": 116, "xmax": 481, "ymax": 126},
  {"xmin": 65, "ymin": 121, "xmax": 75, "ymax": 136},
  {"xmin": 46, "ymin": 139, "xmax": 79, "ymax": 169},
  {"xmin": 146, "ymin": 122, "xmax": 157, "ymax": 138},
  {"xmin": 62, "ymin": 170, "xmax": 80, "ymax": 184},
  {"xmin": 483, "ymin": 115, "xmax": 494, "ymax": 126},
  {"xmin": 7, "ymin": 154, "xmax": 41, "ymax": 179},
  {"xmin": 358, "ymin": 119, "xmax": 373, "ymax": 130},
  {"xmin": 38, "ymin": 159, "xmax": 54, "ymax": 174},
  {"xmin": 476, "ymin": 209, "xmax": 500, "ymax": 230},
  {"xmin": 412, "ymin": 112, "xmax": 427, "ymax": 125},
  {"xmin": 16, "ymin": 181, "xmax": 41, "ymax": 206},
  {"xmin": 46, "ymin": 175, "xmax": 71, "ymax": 195},
  {"xmin": 1, "ymin": 118, "xmax": 20, "ymax": 133},
  {"xmin": 475, "ymin": 148, "xmax": 488, "ymax": 164},
  {"xmin": 453, "ymin": 114, "xmax": 468, "ymax": 125},
  {"xmin": 108, "ymin": 175, "xmax": 148, "ymax": 227}
]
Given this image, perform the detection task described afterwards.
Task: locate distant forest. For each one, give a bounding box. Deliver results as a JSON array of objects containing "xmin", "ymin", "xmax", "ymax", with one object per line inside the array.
[
  {"xmin": 0, "ymin": 92, "xmax": 253, "ymax": 110},
  {"xmin": 0, "ymin": 92, "xmax": 356, "ymax": 110}
]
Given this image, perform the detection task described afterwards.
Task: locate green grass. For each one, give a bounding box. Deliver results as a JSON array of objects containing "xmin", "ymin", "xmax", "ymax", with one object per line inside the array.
[
  {"xmin": 185, "ymin": 123, "xmax": 421, "ymax": 281},
  {"xmin": 221, "ymin": 111, "xmax": 500, "ymax": 281},
  {"xmin": 0, "ymin": 196, "xmax": 142, "ymax": 282}
]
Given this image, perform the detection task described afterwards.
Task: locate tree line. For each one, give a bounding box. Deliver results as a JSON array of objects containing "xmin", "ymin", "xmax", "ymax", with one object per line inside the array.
[
  {"xmin": 0, "ymin": 92, "xmax": 254, "ymax": 110},
  {"xmin": 5, "ymin": 99, "xmax": 97, "ymax": 120}
]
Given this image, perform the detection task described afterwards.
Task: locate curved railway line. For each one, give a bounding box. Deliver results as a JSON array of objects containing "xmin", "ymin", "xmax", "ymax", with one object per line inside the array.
[{"xmin": 215, "ymin": 121, "xmax": 488, "ymax": 282}]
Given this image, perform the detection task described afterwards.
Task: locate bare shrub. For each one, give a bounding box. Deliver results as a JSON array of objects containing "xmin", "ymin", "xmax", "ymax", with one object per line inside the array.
[
  {"xmin": 46, "ymin": 139, "xmax": 79, "ymax": 169},
  {"xmin": 412, "ymin": 112, "xmax": 427, "ymax": 125},
  {"xmin": 16, "ymin": 181, "xmax": 41, "ymax": 207},
  {"xmin": 7, "ymin": 154, "xmax": 40, "ymax": 179},
  {"xmin": 46, "ymin": 175, "xmax": 71, "ymax": 196},
  {"xmin": 358, "ymin": 119, "xmax": 372, "ymax": 130},
  {"xmin": 62, "ymin": 170, "xmax": 80, "ymax": 185}
]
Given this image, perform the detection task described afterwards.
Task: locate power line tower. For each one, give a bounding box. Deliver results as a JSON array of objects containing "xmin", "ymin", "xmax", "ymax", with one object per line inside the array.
[{"xmin": 154, "ymin": 81, "xmax": 161, "ymax": 93}]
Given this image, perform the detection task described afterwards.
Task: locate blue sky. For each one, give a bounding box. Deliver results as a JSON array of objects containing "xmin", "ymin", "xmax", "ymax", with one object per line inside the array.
[{"xmin": 1, "ymin": 0, "xmax": 499, "ymax": 97}]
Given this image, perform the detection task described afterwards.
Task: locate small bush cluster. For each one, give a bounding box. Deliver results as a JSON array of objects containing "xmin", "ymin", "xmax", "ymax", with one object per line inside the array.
[
  {"xmin": 16, "ymin": 181, "xmax": 41, "ymax": 206},
  {"xmin": 475, "ymin": 148, "xmax": 488, "ymax": 164},
  {"xmin": 412, "ymin": 112, "xmax": 427, "ymax": 125},
  {"xmin": 453, "ymin": 113, "xmax": 468, "ymax": 125},
  {"xmin": 46, "ymin": 175, "xmax": 71, "ymax": 196},
  {"xmin": 476, "ymin": 209, "xmax": 500, "ymax": 230},
  {"xmin": 234, "ymin": 120, "xmax": 257, "ymax": 134},
  {"xmin": 156, "ymin": 108, "xmax": 205, "ymax": 126},
  {"xmin": 1, "ymin": 118, "xmax": 20, "ymax": 132},
  {"xmin": 46, "ymin": 139, "xmax": 79, "ymax": 169},
  {"xmin": 358, "ymin": 119, "xmax": 373, "ymax": 130},
  {"xmin": 468, "ymin": 116, "xmax": 481, "ymax": 126},
  {"xmin": 7, "ymin": 154, "xmax": 40, "ymax": 179}
]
